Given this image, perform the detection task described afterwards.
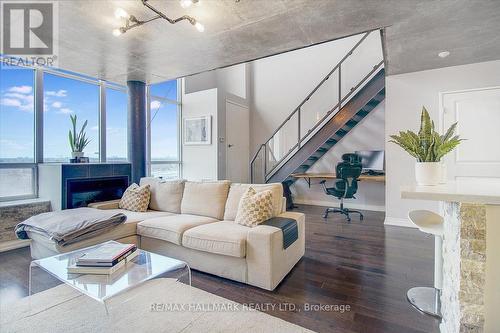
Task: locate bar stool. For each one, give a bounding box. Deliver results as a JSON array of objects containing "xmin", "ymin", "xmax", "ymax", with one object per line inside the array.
[{"xmin": 407, "ymin": 210, "xmax": 444, "ymax": 318}]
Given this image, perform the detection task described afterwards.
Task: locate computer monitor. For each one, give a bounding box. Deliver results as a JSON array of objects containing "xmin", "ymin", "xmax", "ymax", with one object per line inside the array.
[{"xmin": 355, "ymin": 150, "xmax": 385, "ymax": 172}]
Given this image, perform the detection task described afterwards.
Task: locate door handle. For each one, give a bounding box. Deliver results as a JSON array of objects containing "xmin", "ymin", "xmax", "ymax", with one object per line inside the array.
[{"xmin": 228, "ymin": 144, "xmax": 234, "ymax": 148}]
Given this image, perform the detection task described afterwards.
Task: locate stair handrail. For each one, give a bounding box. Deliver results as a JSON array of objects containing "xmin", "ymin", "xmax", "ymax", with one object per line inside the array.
[{"xmin": 250, "ymin": 30, "xmax": 382, "ymax": 183}]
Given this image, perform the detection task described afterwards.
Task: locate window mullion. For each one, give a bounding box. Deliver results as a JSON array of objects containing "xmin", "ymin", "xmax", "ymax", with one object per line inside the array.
[
  {"xmin": 35, "ymin": 68, "xmax": 44, "ymax": 164},
  {"xmin": 99, "ymin": 82, "xmax": 106, "ymax": 162}
]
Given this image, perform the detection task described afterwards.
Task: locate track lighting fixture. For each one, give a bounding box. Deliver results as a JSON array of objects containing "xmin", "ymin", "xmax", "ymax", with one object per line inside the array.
[{"xmin": 112, "ymin": 0, "xmax": 204, "ymax": 36}]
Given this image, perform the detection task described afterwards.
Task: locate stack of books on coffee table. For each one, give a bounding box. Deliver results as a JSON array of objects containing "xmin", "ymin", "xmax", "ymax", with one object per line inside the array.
[{"xmin": 68, "ymin": 243, "xmax": 139, "ymax": 275}]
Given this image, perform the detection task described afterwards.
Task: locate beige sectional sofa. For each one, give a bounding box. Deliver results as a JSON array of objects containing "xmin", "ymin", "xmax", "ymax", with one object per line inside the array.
[{"xmin": 29, "ymin": 178, "xmax": 305, "ymax": 291}]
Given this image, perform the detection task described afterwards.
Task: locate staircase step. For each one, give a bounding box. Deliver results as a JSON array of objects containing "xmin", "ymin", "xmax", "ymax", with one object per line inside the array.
[
  {"xmin": 336, "ymin": 129, "xmax": 348, "ymax": 136},
  {"xmin": 346, "ymin": 119, "xmax": 358, "ymax": 127},
  {"xmin": 326, "ymin": 138, "xmax": 338, "ymax": 144}
]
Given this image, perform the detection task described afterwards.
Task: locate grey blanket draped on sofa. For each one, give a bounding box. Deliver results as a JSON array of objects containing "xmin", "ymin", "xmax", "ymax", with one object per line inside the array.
[{"xmin": 15, "ymin": 207, "xmax": 126, "ymax": 247}]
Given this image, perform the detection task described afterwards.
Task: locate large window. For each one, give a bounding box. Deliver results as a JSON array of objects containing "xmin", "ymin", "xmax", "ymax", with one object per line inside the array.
[
  {"xmin": 43, "ymin": 73, "xmax": 100, "ymax": 162},
  {"xmin": 148, "ymin": 80, "xmax": 181, "ymax": 179},
  {"xmin": 0, "ymin": 64, "xmax": 182, "ymax": 201},
  {"xmin": 106, "ymin": 88, "xmax": 128, "ymax": 162},
  {"xmin": 0, "ymin": 64, "xmax": 130, "ymax": 201},
  {"xmin": 0, "ymin": 66, "xmax": 36, "ymax": 199}
]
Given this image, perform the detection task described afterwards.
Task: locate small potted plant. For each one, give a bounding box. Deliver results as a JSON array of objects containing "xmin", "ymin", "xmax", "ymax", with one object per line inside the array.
[
  {"xmin": 68, "ymin": 114, "xmax": 91, "ymax": 161},
  {"xmin": 389, "ymin": 107, "xmax": 463, "ymax": 186}
]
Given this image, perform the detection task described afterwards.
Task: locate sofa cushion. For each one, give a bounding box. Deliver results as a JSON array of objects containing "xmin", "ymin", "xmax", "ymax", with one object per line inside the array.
[
  {"xmin": 182, "ymin": 221, "xmax": 250, "ymax": 258},
  {"xmin": 137, "ymin": 214, "xmax": 218, "ymax": 245},
  {"xmin": 119, "ymin": 183, "xmax": 151, "ymax": 212},
  {"xmin": 224, "ymin": 183, "xmax": 283, "ymax": 220},
  {"xmin": 103, "ymin": 209, "xmax": 173, "ymax": 223},
  {"xmin": 140, "ymin": 177, "xmax": 185, "ymax": 213},
  {"xmin": 181, "ymin": 181, "xmax": 230, "ymax": 220}
]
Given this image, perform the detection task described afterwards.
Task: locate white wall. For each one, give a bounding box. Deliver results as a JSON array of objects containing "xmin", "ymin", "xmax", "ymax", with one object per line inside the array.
[
  {"xmin": 182, "ymin": 64, "xmax": 250, "ymax": 180},
  {"xmin": 291, "ymin": 102, "xmax": 385, "ymax": 211},
  {"xmin": 181, "ymin": 84, "xmax": 218, "ymax": 181},
  {"xmin": 385, "ymin": 60, "xmax": 500, "ymax": 227}
]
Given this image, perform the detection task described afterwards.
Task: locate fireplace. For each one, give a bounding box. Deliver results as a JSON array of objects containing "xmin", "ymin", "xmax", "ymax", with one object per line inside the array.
[
  {"xmin": 38, "ymin": 163, "xmax": 131, "ymax": 210},
  {"xmin": 66, "ymin": 176, "xmax": 129, "ymax": 209}
]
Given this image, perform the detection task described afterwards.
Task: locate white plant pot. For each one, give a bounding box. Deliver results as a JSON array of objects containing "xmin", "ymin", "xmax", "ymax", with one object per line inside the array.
[
  {"xmin": 415, "ymin": 162, "xmax": 441, "ymax": 186},
  {"xmin": 72, "ymin": 151, "xmax": 84, "ymax": 159},
  {"xmin": 439, "ymin": 163, "xmax": 447, "ymax": 184}
]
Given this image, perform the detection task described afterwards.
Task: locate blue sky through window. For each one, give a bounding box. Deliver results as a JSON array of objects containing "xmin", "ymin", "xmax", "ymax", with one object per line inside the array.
[
  {"xmin": 150, "ymin": 80, "xmax": 179, "ymax": 161},
  {"xmin": 0, "ymin": 67, "xmax": 35, "ymax": 162},
  {"xmin": 106, "ymin": 88, "xmax": 128, "ymax": 161},
  {"xmin": 43, "ymin": 73, "xmax": 99, "ymax": 162},
  {"xmin": 2, "ymin": 68, "xmax": 179, "ymax": 164}
]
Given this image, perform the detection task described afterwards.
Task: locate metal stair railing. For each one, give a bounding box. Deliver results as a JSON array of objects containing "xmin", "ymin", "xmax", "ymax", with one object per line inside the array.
[{"xmin": 250, "ymin": 30, "xmax": 384, "ymax": 183}]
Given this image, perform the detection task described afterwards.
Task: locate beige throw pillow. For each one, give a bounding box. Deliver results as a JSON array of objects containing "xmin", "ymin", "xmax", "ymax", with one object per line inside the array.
[
  {"xmin": 139, "ymin": 177, "xmax": 185, "ymax": 213},
  {"xmin": 235, "ymin": 187, "xmax": 273, "ymax": 227},
  {"xmin": 119, "ymin": 183, "xmax": 151, "ymax": 212}
]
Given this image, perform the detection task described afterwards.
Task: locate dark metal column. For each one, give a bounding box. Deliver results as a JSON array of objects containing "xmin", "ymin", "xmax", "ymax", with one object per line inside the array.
[{"xmin": 127, "ymin": 81, "xmax": 147, "ymax": 184}]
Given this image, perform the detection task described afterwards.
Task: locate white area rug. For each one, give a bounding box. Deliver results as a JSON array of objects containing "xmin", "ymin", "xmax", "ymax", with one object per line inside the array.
[{"xmin": 0, "ymin": 279, "xmax": 315, "ymax": 333}]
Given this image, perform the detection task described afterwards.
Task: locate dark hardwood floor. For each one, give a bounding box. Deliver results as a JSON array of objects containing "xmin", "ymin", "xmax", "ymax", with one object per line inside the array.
[{"xmin": 0, "ymin": 205, "xmax": 439, "ymax": 333}]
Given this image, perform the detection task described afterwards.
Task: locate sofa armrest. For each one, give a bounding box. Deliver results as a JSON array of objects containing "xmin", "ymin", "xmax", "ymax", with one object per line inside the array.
[
  {"xmin": 88, "ymin": 199, "xmax": 120, "ymax": 210},
  {"xmin": 246, "ymin": 211, "xmax": 305, "ymax": 290}
]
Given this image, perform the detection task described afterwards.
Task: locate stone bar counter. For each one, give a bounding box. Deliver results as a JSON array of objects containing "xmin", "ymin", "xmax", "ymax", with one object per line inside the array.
[{"xmin": 401, "ymin": 181, "xmax": 500, "ymax": 333}]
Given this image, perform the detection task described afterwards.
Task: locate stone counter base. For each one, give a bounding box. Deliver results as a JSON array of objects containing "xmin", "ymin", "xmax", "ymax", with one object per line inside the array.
[{"xmin": 441, "ymin": 202, "xmax": 486, "ymax": 333}]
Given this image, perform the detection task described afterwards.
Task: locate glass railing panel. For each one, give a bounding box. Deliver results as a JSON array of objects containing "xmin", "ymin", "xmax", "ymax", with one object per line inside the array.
[
  {"xmin": 340, "ymin": 31, "xmax": 383, "ymax": 100},
  {"xmin": 265, "ymin": 112, "xmax": 299, "ymax": 175},
  {"xmin": 299, "ymin": 70, "xmax": 339, "ymax": 143},
  {"xmin": 250, "ymin": 148, "xmax": 265, "ymax": 184}
]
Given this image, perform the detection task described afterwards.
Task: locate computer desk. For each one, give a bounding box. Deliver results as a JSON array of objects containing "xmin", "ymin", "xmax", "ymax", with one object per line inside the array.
[{"xmin": 291, "ymin": 172, "xmax": 386, "ymax": 188}]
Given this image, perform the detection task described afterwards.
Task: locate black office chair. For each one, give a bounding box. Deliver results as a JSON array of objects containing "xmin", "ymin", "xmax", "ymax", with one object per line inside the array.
[{"xmin": 320, "ymin": 153, "xmax": 364, "ymax": 222}]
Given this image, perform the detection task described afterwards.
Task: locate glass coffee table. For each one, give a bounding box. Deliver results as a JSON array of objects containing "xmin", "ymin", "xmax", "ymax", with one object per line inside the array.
[{"xmin": 29, "ymin": 241, "xmax": 191, "ymax": 313}]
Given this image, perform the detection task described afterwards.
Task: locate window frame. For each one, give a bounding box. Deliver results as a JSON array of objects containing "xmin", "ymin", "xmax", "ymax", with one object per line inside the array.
[
  {"xmin": 0, "ymin": 61, "xmax": 128, "ymax": 202},
  {"xmin": 147, "ymin": 79, "xmax": 182, "ymax": 179},
  {"xmin": 0, "ymin": 65, "xmax": 37, "ymax": 201},
  {"xmin": 102, "ymin": 84, "xmax": 128, "ymax": 163},
  {"xmin": 42, "ymin": 69, "xmax": 101, "ymax": 163},
  {"xmin": 0, "ymin": 164, "xmax": 37, "ymax": 201}
]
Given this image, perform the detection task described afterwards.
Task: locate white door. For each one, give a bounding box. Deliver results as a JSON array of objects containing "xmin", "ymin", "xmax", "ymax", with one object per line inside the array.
[
  {"xmin": 441, "ymin": 87, "xmax": 500, "ymax": 183},
  {"xmin": 226, "ymin": 100, "xmax": 250, "ymax": 183}
]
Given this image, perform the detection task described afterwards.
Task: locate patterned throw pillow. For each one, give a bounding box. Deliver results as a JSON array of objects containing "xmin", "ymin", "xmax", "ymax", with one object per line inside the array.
[
  {"xmin": 119, "ymin": 183, "xmax": 151, "ymax": 212},
  {"xmin": 235, "ymin": 187, "xmax": 274, "ymax": 227}
]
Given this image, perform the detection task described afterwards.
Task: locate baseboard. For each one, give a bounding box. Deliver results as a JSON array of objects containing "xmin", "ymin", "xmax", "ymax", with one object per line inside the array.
[
  {"xmin": 384, "ymin": 217, "xmax": 417, "ymax": 228},
  {"xmin": 0, "ymin": 239, "xmax": 31, "ymax": 252},
  {"xmin": 293, "ymin": 198, "xmax": 385, "ymax": 212}
]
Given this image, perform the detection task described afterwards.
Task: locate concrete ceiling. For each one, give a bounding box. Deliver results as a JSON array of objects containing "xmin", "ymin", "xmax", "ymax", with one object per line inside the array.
[{"xmin": 50, "ymin": 0, "xmax": 500, "ymax": 84}]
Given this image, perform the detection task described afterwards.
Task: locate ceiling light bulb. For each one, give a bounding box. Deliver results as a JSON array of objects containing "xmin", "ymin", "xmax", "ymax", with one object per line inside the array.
[
  {"xmin": 194, "ymin": 22, "xmax": 204, "ymax": 32},
  {"xmin": 180, "ymin": 0, "xmax": 194, "ymax": 8},
  {"xmin": 114, "ymin": 8, "xmax": 129, "ymax": 19},
  {"xmin": 438, "ymin": 51, "xmax": 450, "ymax": 58},
  {"xmin": 112, "ymin": 28, "xmax": 122, "ymax": 36}
]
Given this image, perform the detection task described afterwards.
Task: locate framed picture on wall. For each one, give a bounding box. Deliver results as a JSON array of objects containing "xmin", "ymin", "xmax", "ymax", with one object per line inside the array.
[{"xmin": 184, "ymin": 116, "xmax": 212, "ymax": 145}]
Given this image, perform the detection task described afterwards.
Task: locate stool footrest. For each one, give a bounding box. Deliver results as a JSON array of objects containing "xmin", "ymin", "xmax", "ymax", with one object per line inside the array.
[{"xmin": 407, "ymin": 287, "xmax": 442, "ymax": 319}]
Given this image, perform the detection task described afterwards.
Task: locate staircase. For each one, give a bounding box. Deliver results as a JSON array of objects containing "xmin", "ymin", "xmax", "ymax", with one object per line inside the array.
[{"xmin": 250, "ymin": 30, "xmax": 385, "ymax": 186}]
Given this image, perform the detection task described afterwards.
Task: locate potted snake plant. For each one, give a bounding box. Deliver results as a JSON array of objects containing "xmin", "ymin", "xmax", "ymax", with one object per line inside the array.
[
  {"xmin": 68, "ymin": 114, "xmax": 91, "ymax": 160},
  {"xmin": 389, "ymin": 107, "xmax": 463, "ymax": 186}
]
